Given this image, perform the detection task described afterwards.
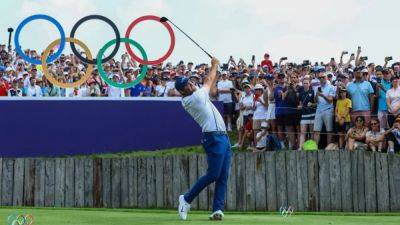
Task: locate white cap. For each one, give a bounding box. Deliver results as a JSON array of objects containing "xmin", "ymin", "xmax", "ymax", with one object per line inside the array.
[
  {"xmin": 253, "ymin": 84, "xmax": 264, "ymax": 90},
  {"xmin": 5, "ymin": 67, "xmax": 13, "ymax": 72},
  {"xmin": 261, "ymin": 121, "xmax": 268, "ymax": 128}
]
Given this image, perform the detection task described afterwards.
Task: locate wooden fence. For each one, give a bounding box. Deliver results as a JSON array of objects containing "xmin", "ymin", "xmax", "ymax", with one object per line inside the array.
[{"xmin": 0, "ymin": 150, "xmax": 399, "ymax": 212}]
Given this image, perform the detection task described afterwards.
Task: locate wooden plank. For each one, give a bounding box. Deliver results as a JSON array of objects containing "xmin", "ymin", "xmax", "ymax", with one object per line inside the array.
[
  {"xmin": 340, "ymin": 150, "xmax": 352, "ymax": 212},
  {"xmin": 155, "ymin": 157, "xmax": 164, "ymax": 208},
  {"xmin": 236, "ymin": 153, "xmax": 246, "ymax": 211},
  {"xmin": 128, "ymin": 157, "xmax": 138, "ymax": 208},
  {"xmin": 375, "ymin": 153, "xmax": 389, "ymax": 212},
  {"xmin": 188, "ymin": 155, "xmax": 198, "ymax": 210},
  {"xmin": 286, "ymin": 151, "xmax": 298, "ymax": 209},
  {"xmin": 84, "ymin": 158, "xmax": 94, "ymax": 207},
  {"xmin": 307, "ymin": 151, "xmax": 319, "ymax": 211},
  {"xmin": 44, "ymin": 159, "xmax": 55, "ymax": 207},
  {"xmin": 318, "ymin": 151, "xmax": 331, "ymax": 211},
  {"xmin": 13, "ymin": 158, "xmax": 24, "ymax": 206},
  {"xmin": 34, "ymin": 159, "xmax": 45, "ymax": 207},
  {"xmin": 23, "ymin": 158, "xmax": 35, "ymax": 206},
  {"xmin": 364, "ymin": 151, "xmax": 377, "ymax": 212},
  {"xmin": 351, "ymin": 150, "xmax": 359, "ymax": 212},
  {"xmin": 180, "ymin": 156, "xmax": 190, "ymax": 205},
  {"xmin": 111, "ymin": 158, "xmax": 121, "ymax": 208},
  {"xmin": 329, "ymin": 151, "xmax": 342, "ymax": 211},
  {"xmin": 357, "ymin": 150, "xmax": 366, "ymax": 212},
  {"xmin": 101, "ymin": 158, "xmax": 111, "ymax": 208},
  {"xmin": 266, "ymin": 151, "xmax": 277, "ymax": 211},
  {"xmin": 55, "ymin": 158, "xmax": 66, "ymax": 207},
  {"xmin": 120, "ymin": 158, "xmax": 129, "ymax": 208},
  {"xmin": 163, "ymin": 156, "xmax": 173, "ymax": 208},
  {"xmin": 1, "ymin": 158, "xmax": 14, "ymax": 206},
  {"xmin": 65, "ymin": 158, "xmax": 75, "ymax": 207},
  {"xmin": 197, "ymin": 154, "xmax": 208, "ymax": 210},
  {"xmin": 146, "ymin": 157, "xmax": 156, "ymax": 208},
  {"xmin": 226, "ymin": 153, "xmax": 236, "ymax": 210},
  {"xmin": 388, "ymin": 154, "xmax": 400, "ymax": 211},
  {"xmin": 74, "ymin": 158, "xmax": 84, "ymax": 207},
  {"xmin": 93, "ymin": 158, "xmax": 102, "ymax": 208},
  {"xmin": 245, "ymin": 153, "xmax": 255, "ymax": 211},
  {"xmin": 296, "ymin": 151, "xmax": 308, "ymax": 211},
  {"xmin": 137, "ymin": 157, "xmax": 147, "ymax": 208},
  {"xmin": 275, "ymin": 151, "xmax": 287, "ymax": 208},
  {"xmin": 255, "ymin": 152, "xmax": 266, "ymax": 211},
  {"xmin": 172, "ymin": 155, "xmax": 181, "ymax": 209}
]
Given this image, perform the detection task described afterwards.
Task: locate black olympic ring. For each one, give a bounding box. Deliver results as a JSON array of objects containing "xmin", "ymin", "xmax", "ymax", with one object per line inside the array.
[{"xmin": 69, "ymin": 14, "xmax": 120, "ymax": 65}]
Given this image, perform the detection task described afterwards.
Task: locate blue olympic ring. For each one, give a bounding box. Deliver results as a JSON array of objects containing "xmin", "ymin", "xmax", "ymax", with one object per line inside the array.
[{"xmin": 14, "ymin": 14, "xmax": 66, "ymax": 65}]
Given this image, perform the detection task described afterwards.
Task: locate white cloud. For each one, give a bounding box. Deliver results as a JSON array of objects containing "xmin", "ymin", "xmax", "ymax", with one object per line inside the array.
[
  {"xmin": 219, "ymin": 0, "xmax": 375, "ymax": 32},
  {"xmin": 263, "ymin": 34, "xmax": 343, "ymax": 63}
]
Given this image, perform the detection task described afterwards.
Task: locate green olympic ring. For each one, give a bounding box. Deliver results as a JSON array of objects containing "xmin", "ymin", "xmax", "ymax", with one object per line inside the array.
[
  {"xmin": 7, "ymin": 214, "xmax": 34, "ymax": 225},
  {"xmin": 97, "ymin": 38, "xmax": 148, "ymax": 89}
]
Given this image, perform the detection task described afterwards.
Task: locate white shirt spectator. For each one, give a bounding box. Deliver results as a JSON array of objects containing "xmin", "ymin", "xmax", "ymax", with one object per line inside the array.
[
  {"xmin": 182, "ymin": 87, "xmax": 226, "ymax": 132},
  {"xmin": 155, "ymin": 85, "xmax": 168, "ymax": 97},
  {"xmin": 255, "ymin": 131, "xmax": 267, "ymax": 148},
  {"xmin": 217, "ymin": 79, "xmax": 234, "ymax": 103},
  {"xmin": 108, "ymin": 86, "xmax": 125, "ymax": 97},
  {"xmin": 26, "ymin": 85, "xmax": 42, "ymax": 97},
  {"xmin": 240, "ymin": 93, "xmax": 254, "ymax": 116},
  {"xmin": 386, "ymin": 86, "xmax": 400, "ymax": 114},
  {"xmin": 253, "ymin": 97, "xmax": 268, "ymax": 120}
]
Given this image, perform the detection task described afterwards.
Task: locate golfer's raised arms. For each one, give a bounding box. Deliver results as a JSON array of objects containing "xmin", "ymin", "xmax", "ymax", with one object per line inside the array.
[{"xmin": 203, "ymin": 57, "xmax": 220, "ymax": 92}]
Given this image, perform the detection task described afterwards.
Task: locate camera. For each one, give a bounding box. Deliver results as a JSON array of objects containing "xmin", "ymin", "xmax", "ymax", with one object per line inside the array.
[
  {"xmin": 222, "ymin": 63, "xmax": 228, "ymax": 70},
  {"xmin": 303, "ymin": 60, "xmax": 310, "ymax": 65},
  {"xmin": 252, "ymin": 55, "xmax": 255, "ymax": 61},
  {"xmin": 343, "ymin": 51, "xmax": 348, "ymax": 54},
  {"xmin": 318, "ymin": 87, "xmax": 322, "ymax": 92},
  {"xmin": 386, "ymin": 56, "xmax": 393, "ymax": 61},
  {"xmin": 377, "ymin": 77, "xmax": 382, "ymax": 84},
  {"xmin": 280, "ymin": 57, "xmax": 288, "ymax": 61},
  {"xmin": 360, "ymin": 56, "xmax": 368, "ymax": 61}
]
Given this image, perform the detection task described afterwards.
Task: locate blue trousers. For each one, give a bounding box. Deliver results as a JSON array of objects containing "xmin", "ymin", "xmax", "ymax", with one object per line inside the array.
[{"xmin": 184, "ymin": 133, "xmax": 231, "ymax": 212}]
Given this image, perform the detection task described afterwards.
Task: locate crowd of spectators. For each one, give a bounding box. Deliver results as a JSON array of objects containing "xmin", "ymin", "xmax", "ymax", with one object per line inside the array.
[{"xmin": 1, "ymin": 43, "xmax": 400, "ymax": 152}]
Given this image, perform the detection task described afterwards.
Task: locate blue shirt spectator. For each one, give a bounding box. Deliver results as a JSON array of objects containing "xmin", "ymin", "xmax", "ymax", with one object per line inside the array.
[
  {"xmin": 316, "ymin": 83, "xmax": 336, "ymax": 113},
  {"xmin": 347, "ymin": 80, "xmax": 374, "ymax": 111},
  {"xmin": 274, "ymin": 84, "xmax": 288, "ymax": 115},
  {"xmin": 130, "ymin": 82, "xmax": 146, "ymax": 97},
  {"xmin": 377, "ymin": 79, "xmax": 391, "ymax": 112}
]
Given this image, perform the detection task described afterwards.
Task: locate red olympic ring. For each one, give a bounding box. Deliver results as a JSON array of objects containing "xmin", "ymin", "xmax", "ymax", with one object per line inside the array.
[{"xmin": 125, "ymin": 15, "xmax": 175, "ymax": 65}]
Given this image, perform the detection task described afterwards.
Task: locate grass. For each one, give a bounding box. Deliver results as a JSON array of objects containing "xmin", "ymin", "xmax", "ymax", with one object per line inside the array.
[{"xmin": 0, "ymin": 208, "xmax": 399, "ymax": 225}]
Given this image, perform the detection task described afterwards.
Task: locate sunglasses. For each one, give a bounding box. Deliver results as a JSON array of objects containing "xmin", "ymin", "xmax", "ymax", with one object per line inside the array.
[
  {"xmin": 371, "ymin": 123, "xmax": 378, "ymax": 125},
  {"xmin": 318, "ymin": 76, "xmax": 325, "ymax": 79},
  {"xmin": 356, "ymin": 120, "xmax": 364, "ymax": 122}
]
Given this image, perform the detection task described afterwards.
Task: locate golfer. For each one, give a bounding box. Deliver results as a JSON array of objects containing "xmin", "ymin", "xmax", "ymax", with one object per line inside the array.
[{"xmin": 175, "ymin": 58, "xmax": 231, "ymax": 221}]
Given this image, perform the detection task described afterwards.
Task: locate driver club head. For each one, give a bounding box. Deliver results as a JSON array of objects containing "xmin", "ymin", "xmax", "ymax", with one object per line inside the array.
[{"xmin": 160, "ymin": 17, "xmax": 169, "ymax": 23}]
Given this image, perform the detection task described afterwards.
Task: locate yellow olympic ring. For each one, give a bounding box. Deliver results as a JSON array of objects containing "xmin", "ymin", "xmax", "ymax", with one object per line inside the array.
[{"xmin": 41, "ymin": 37, "xmax": 93, "ymax": 88}]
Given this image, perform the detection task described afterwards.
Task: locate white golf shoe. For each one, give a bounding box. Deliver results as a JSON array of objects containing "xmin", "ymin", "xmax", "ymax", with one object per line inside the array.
[
  {"xmin": 178, "ymin": 195, "xmax": 190, "ymax": 220},
  {"xmin": 209, "ymin": 210, "xmax": 224, "ymax": 220}
]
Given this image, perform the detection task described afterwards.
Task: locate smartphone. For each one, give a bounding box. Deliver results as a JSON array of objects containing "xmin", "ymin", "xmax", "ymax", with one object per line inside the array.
[
  {"xmin": 252, "ymin": 55, "xmax": 255, "ymax": 61},
  {"xmin": 343, "ymin": 51, "xmax": 348, "ymax": 54},
  {"xmin": 318, "ymin": 87, "xmax": 322, "ymax": 92},
  {"xmin": 281, "ymin": 57, "xmax": 288, "ymax": 61},
  {"xmin": 303, "ymin": 60, "xmax": 310, "ymax": 65},
  {"xmin": 360, "ymin": 56, "xmax": 368, "ymax": 61},
  {"xmin": 386, "ymin": 56, "xmax": 393, "ymax": 61},
  {"xmin": 331, "ymin": 58, "xmax": 335, "ymax": 61}
]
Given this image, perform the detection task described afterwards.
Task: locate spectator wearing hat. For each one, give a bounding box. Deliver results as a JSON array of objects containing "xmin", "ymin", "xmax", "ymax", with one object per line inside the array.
[
  {"xmin": 252, "ymin": 83, "xmax": 268, "ymax": 145},
  {"xmin": 346, "ymin": 66, "xmax": 374, "ymax": 126},
  {"xmin": 233, "ymin": 83, "xmax": 254, "ymax": 149},
  {"xmin": 108, "ymin": 74, "xmax": 125, "ymax": 97},
  {"xmin": 335, "ymin": 87, "xmax": 352, "ymax": 149},
  {"xmin": 386, "ymin": 76, "xmax": 400, "ymax": 127},
  {"xmin": 314, "ymin": 71, "xmax": 336, "ymax": 146},
  {"xmin": 265, "ymin": 74, "xmax": 277, "ymax": 133},
  {"xmin": 7, "ymin": 79, "xmax": 22, "ymax": 97},
  {"xmin": 261, "ymin": 53, "xmax": 273, "ymax": 73},
  {"xmin": 274, "ymin": 72, "xmax": 289, "ymax": 148},
  {"xmin": 247, "ymin": 121, "xmax": 268, "ymax": 152},
  {"xmin": 155, "ymin": 76, "xmax": 169, "ymax": 97},
  {"xmin": 375, "ymin": 67, "xmax": 391, "ymax": 129},
  {"xmin": 217, "ymin": 71, "xmax": 235, "ymax": 131}
]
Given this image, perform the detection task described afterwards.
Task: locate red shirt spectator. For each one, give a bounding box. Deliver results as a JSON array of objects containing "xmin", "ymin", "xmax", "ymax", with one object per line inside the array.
[
  {"xmin": 261, "ymin": 53, "xmax": 273, "ymax": 72},
  {"xmin": 0, "ymin": 80, "xmax": 9, "ymax": 96}
]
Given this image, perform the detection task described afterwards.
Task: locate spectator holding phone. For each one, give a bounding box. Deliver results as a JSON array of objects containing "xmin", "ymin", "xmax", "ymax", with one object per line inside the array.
[
  {"xmin": 375, "ymin": 67, "xmax": 391, "ymax": 129},
  {"xmin": 298, "ymin": 78, "xmax": 316, "ymax": 150},
  {"xmin": 346, "ymin": 116, "xmax": 368, "ymax": 150},
  {"xmin": 386, "ymin": 76, "xmax": 400, "ymax": 127},
  {"xmin": 252, "ymin": 84, "xmax": 267, "ymax": 146}
]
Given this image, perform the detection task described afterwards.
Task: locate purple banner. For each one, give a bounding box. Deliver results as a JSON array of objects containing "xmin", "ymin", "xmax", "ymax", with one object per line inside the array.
[{"xmin": 0, "ymin": 97, "xmax": 223, "ymax": 157}]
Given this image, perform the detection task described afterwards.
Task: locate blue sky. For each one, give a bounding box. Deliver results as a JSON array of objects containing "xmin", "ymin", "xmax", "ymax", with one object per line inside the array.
[{"xmin": 0, "ymin": 0, "xmax": 397, "ymax": 66}]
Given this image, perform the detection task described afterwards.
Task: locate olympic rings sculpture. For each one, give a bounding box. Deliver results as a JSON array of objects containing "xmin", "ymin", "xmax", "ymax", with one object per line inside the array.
[
  {"xmin": 7, "ymin": 214, "xmax": 34, "ymax": 225},
  {"xmin": 279, "ymin": 205, "xmax": 295, "ymax": 217},
  {"xmin": 14, "ymin": 14, "xmax": 176, "ymax": 89}
]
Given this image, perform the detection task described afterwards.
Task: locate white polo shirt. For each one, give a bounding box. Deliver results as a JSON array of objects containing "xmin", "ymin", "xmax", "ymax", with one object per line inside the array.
[{"xmin": 182, "ymin": 87, "xmax": 226, "ymax": 132}]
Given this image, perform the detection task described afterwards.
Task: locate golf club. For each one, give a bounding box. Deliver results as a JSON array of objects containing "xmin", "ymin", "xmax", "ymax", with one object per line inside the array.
[
  {"xmin": 7, "ymin": 27, "xmax": 14, "ymax": 50},
  {"xmin": 160, "ymin": 17, "xmax": 213, "ymax": 59}
]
